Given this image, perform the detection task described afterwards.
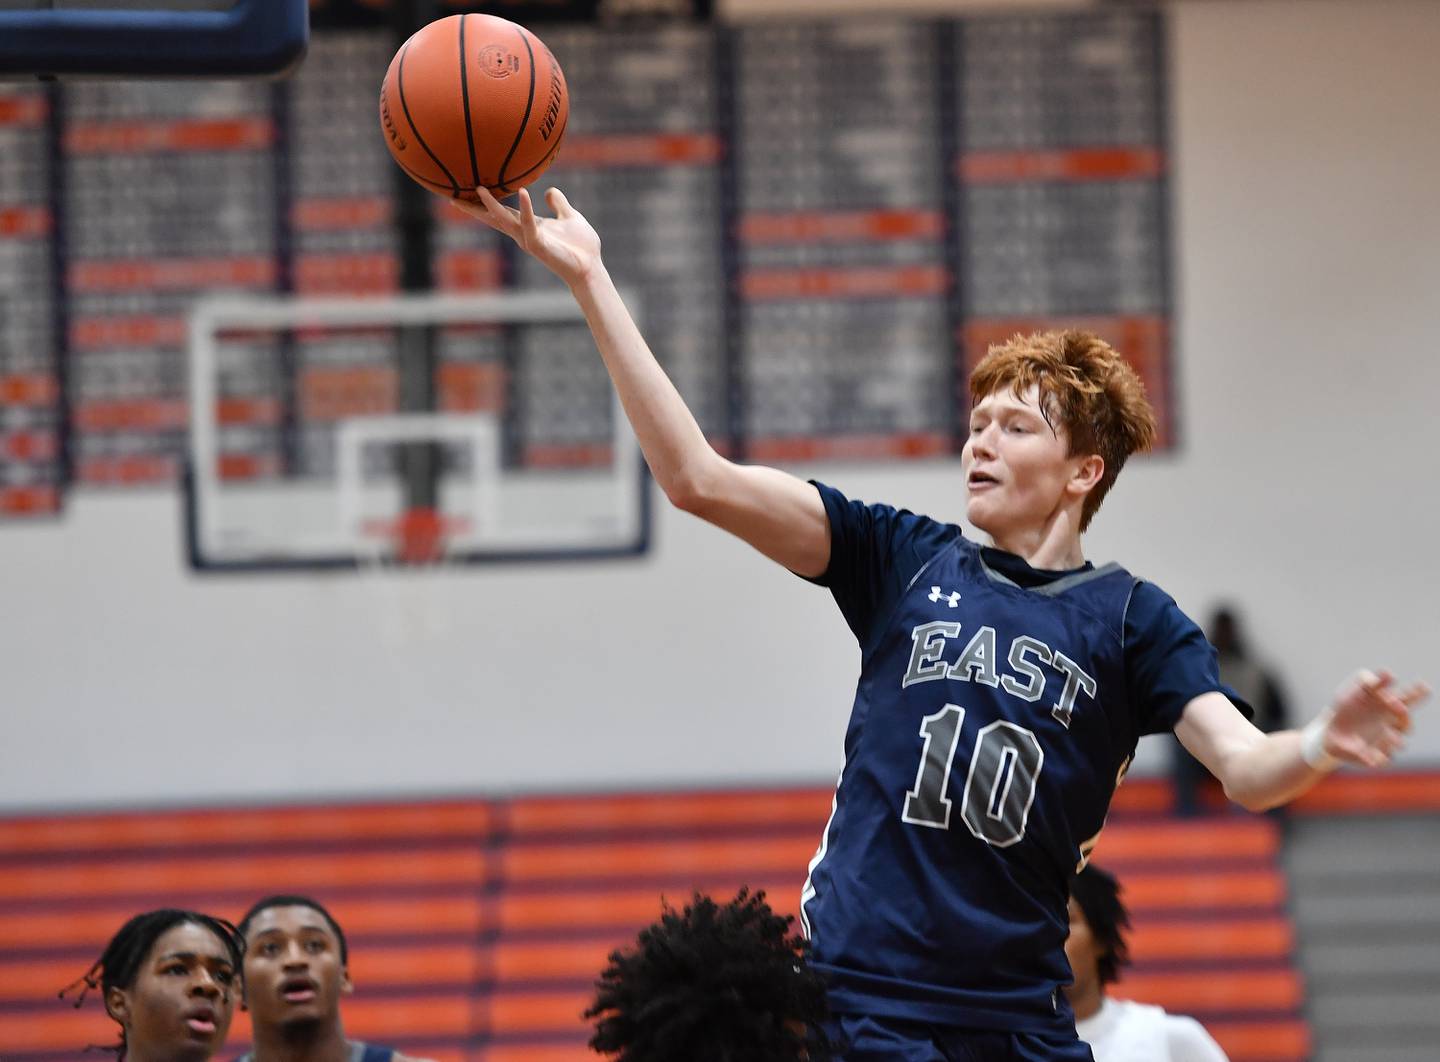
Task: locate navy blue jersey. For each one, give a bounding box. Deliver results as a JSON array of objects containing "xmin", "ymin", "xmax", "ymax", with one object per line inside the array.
[
  {"xmin": 235, "ymin": 1044, "xmax": 393, "ymax": 1062},
  {"xmin": 801, "ymin": 483, "xmax": 1241, "ymax": 1034}
]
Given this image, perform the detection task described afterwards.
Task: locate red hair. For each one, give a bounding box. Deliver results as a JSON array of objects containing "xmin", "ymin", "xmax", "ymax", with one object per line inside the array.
[{"xmin": 970, "ymin": 331, "xmax": 1157, "ymax": 531}]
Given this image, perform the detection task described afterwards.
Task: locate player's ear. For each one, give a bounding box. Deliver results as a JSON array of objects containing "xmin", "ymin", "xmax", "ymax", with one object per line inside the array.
[
  {"xmin": 340, "ymin": 967, "xmax": 354, "ymax": 997},
  {"xmin": 104, "ymin": 985, "xmax": 130, "ymax": 1026},
  {"xmin": 1069, "ymin": 453, "xmax": 1104, "ymax": 495}
]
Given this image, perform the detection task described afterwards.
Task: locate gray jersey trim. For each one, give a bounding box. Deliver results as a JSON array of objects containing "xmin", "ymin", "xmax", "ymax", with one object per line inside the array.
[
  {"xmin": 978, "ymin": 555, "xmax": 1125, "ymax": 597},
  {"xmin": 233, "ymin": 1042, "xmax": 371, "ymax": 1062},
  {"xmin": 902, "ymin": 537, "xmax": 963, "ymax": 597},
  {"xmin": 1121, "ymin": 579, "xmax": 1139, "ymax": 650}
]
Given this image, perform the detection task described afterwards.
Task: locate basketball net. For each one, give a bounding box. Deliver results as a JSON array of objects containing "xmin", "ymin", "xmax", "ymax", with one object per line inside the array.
[{"xmin": 357, "ymin": 507, "xmax": 471, "ymax": 646}]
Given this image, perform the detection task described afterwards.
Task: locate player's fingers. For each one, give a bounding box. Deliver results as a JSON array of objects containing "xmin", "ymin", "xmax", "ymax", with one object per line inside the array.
[
  {"xmin": 1377, "ymin": 682, "xmax": 1429, "ymax": 733},
  {"xmin": 475, "ymin": 187, "xmax": 520, "ymax": 232},
  {"xmin": 1343, "ymin": 736, "xmax": 1388, "ymax": 769},
  {"xmin": 1374, "ymin": 723, "xmax": 1405, "ymax": 753},
  {"xmin": 517, "ymin": 187, "xmax": 539, "ymax": 235},
  {"xmin": 547, "ymin": 187, "xmax": 575, "ymax": 218},
  {"xmin": 1338, "ymin": 669, "xmax": 1383, "ymax": 710},
  {"xmin": 453, "ymin": 199, "xmax": 502, "ymax": 230},
  {"xmin": 1332, "ymin": 726, "xmax": 1386, "ymax": 768},
  {"xmin": 1398, "ymin": 680, "xmax": 1431, "ymax": 708},
  {"xmin": 1351, "ymin": 669, "xmax": 1391, "ymax": 696}
]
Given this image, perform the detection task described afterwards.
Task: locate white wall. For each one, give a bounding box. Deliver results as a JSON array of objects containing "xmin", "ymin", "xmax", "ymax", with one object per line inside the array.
[
  {"xmin": 4, "ymin": 0, "xmax": 1438, "ymax": 811},
  {"xmin": 718, "ymin": 0, "xmax": 1091, "ymax": 15}
]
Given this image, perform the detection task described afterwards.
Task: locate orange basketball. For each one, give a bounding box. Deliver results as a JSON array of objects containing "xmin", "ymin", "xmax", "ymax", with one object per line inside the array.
[{"xmin": 379, "ymin": 13, "xmax": 568, "ymax": 199}]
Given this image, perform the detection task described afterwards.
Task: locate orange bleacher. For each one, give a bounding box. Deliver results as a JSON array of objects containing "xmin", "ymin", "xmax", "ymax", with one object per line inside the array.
[{"xmin": 0, "ymin": 777, "xmax": 1336, "ymax": 1062}]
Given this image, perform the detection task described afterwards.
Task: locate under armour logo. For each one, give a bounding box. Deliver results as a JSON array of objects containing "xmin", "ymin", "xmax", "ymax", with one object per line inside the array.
[{"xmin": 928, "ymin": 586, "xmax": 961, "ymax": 607}]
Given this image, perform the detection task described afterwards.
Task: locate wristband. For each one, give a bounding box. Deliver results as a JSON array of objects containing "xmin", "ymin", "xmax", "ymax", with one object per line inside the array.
[{"xmin": 1300, "ymin": 710, "xmax": 1339, "ymax": 772}]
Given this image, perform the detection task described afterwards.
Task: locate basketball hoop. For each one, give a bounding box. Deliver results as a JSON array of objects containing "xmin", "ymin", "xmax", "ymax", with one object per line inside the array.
[
  {"xmin": 361, "ymin": 507, "xmax": 473, "ymax": 568},
  {"xmin": 357, "ymin": 507, "xmax": 474, "ymax": 647},
  {"xmin": 187, "ymin": 292, "xmax": 646, "ymax": 573}
]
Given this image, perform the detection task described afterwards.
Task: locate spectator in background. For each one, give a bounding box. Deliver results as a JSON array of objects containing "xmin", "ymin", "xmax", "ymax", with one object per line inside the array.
[
  {"xmin": 1173, "ymin": 605, "xmax": 1291, "ymax": 815},
  {"xmin": 235, "ymin": 895, "xmax": 430, "ymax": 1062},
  {"xmin": 62, "ymin": 908, "xmax": 244, "ymax": 1062},
  {"xmin": 1065, "ymin": 865, "xmax": 1229, "ymax": 1062},
  {"xmin": 1209, "ymin": 607, "xmax": 1289, "ymax": 735},
  {"xmin": 586, "ymin": 888, "xmax": 833, "ymax": 1061}
]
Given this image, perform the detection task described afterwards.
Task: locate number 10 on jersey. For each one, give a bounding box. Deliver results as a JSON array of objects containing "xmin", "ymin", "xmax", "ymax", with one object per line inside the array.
[{"xmin": 902, "ymin": 704, "xmax": 1044, "ymax": 847}]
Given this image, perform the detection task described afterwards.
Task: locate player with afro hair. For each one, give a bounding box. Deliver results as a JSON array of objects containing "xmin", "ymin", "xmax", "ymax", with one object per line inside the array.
[{"xmin": 586, "ymin": 888, "xmax": 834, "ymax": 1061}]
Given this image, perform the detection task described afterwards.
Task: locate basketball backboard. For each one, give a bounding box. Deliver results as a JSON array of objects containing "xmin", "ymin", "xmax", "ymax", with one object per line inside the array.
[
  {"xmin": 0, "ymin": 0, "xmax": 308, "ymax": 79},
  {"xmin": 183, "ymin": 289, "xmax": 649, "ymax": 573}
]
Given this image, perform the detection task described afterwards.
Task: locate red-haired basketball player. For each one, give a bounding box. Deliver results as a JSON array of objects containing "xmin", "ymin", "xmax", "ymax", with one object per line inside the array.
[{"xmin": 460, "ymin": 185, "xmax": 1427, "ymax": 1061}]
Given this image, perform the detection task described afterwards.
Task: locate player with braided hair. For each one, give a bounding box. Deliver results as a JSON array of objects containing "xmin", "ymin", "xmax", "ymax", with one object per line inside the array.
[
  {"xmin": 62, "ymin": 908, "xmax": 244, "ymax": 1062},
  {"xmin": 586, "ymin": 888, "xmax": 833, "ymax": 1061}
]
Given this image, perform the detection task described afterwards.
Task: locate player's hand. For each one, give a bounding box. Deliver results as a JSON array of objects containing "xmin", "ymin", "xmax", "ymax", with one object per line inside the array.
[
  {"xmin": 455, "ymin": 186, "xmax": 602, "ymax": 288},
  {"xmin": 1321, "ymin": 670, "xmax": 1430, "ymax": 769}
]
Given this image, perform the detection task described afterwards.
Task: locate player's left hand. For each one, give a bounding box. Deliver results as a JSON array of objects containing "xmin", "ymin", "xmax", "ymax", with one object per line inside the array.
[{"xmin": 1322, "ymin": 670, "xmax": 1430, "ymax": 768}]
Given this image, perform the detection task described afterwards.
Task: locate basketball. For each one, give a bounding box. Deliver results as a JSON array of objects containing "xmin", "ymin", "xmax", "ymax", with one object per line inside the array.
[{"xmin": 379, "ymin": 13, "xmax": 568, "ymax": 199}]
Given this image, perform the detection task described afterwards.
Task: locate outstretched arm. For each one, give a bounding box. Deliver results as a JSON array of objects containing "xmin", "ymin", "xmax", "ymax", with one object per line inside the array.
[
  {"xmin": 455, "ymin": 187, "xmax": 830, "ymax": 577},
  {"xmin": 1175, "ymin": 670, "xmax": 1429, "ymax": 811}
]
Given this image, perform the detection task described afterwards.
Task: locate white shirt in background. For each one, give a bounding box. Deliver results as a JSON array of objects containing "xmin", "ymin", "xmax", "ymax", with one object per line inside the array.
[{"xmin": 1075, "ymin": 997, "xmax": 1230, "ymax": 1062}]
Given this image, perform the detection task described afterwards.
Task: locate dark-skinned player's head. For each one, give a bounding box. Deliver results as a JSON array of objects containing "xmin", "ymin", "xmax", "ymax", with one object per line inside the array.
[
  {"xmin": 237, "ymin": 895, "xmax": 352, "ymax": 1036},
  {"xmin": 63, "ymin": 908, "xmax": 244, "ymax": 1062},
  {"xmin": 586, "ymin": 888, "xmax": 833, "ymax": 1061},
  {"xmin": 1064, "ymin": 863, "xmax": 1132, "ymax": 1002},
  {"xmin": 969, "ymin": 330, "xmax": 1157, "ymax": 532}
]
